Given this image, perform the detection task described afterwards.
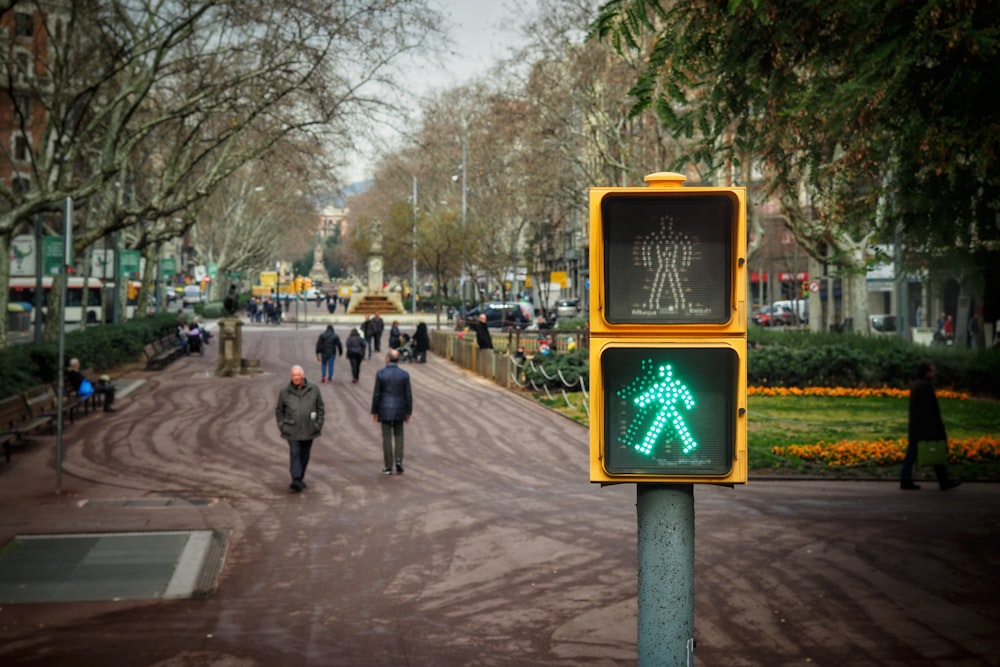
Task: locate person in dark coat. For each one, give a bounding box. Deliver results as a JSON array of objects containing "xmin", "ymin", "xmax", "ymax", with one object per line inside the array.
[
  {"xmin": 901, "ymin": 361, "xmax": 961, "ymax": 491},
  {"xmin": 275, "ymin": 365, "xmax": 325, "ymax": 492},
  {"xmin": 388, "ymin": 321, "xmax": 402, "ymax": 349},
  {"xmin": 314, "ymin": 325, "xmax": 343, "ymax": 383},
  {"xmin": 413, "ymin": 322, "xmax": 430, "ymax": 363},
  {"xmin": 473, "ymin": 313, "xmax": 493, "ymax": 350},
  {"xmin": 345, "ymin": 328, "xmax": 366, "ymax": 383},
  {"xmin": 371, "ymin": 312, "xmax": 385, "ymax": 353},
  {"xmin": 370, "ymin": 349, "xmax": 413, "ymax": 474}
]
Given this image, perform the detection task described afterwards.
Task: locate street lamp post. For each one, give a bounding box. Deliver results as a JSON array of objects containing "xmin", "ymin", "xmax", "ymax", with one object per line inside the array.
[
  {"xmin": 460, "ymin": 137, "xmax": 468, "ymax": 305},
  {"xmin": 412, "ymin": 176, "xmax": 418, "ymax": 315}
]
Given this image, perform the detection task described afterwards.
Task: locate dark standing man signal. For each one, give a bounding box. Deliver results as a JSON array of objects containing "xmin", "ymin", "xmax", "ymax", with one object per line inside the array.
[
  {"xmin": 371, "ymin": 349, "xmax": 412, "ymax": 475},
  {"xmin": 275, "ymin": 365, "xmax": 325, "ymax": 492}
]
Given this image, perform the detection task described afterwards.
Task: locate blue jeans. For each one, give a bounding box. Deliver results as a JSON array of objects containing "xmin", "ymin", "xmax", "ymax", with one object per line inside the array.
[{"xmin": 320, "ymin": 356, "xmax": 335, "ymax": 380}]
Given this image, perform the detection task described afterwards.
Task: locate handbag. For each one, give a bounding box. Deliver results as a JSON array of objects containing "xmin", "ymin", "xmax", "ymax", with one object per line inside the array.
[
  {"xmin": 917, "ymin": 440, "xmax": 948, "ymax": 466},
  {"xmin": 78, "ymin": 378, "xmax": 94, "ymax": 398}
]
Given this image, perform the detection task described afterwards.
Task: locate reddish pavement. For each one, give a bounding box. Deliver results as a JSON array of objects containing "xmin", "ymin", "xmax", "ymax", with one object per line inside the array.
[{"xmin": 0, "ymin": 323, "xmax": 998, "ymax": 666}]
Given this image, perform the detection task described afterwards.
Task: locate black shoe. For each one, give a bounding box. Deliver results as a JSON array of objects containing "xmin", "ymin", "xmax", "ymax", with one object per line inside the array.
[
  {"xmin": 900, "ymin": 482, "xmax": 921, "ymax": 490},
  {"xmin": 940, "ymin": 479, "xmax": 962, "ymax": 491},
  {"xmin": 289, "ymin": 482, "xmax": 302, "ymax": 492},
  {"xmin": 104, "ymin": 407, "xmax": 116, "ymax": 412},
  {"xmin": 395, "ymin": 463, "xmax": 404, "ymax": 474},
  {"xmin": 382, "ymin": 468, "xmax": 392, "ymax": 475}
]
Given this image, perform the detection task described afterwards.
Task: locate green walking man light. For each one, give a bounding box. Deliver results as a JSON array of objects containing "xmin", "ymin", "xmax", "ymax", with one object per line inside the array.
[{"xmin": 617, "ymin": 360, "xmax": 698, "ymax": 456}]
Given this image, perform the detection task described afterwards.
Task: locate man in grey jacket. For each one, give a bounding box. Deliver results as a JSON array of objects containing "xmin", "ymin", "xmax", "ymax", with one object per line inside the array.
[
  {"xmin": 275, "ymin": 365, "xmax": 325, "ymax": 492},
  {"xmin": 370, "ymin": 349, "xmax": 412, "ymax": 475}
]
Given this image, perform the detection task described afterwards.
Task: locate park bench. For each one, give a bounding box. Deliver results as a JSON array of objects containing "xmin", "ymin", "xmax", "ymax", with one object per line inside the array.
[
  {"xmin": 24, "ymin": 384, "xmax": 78, "ymax": 427},
  {"xmin": 145, "ymin": 335, "xmax": 184, "ymax": 370},
  {"xmin": 158, "ymin": 335, "xmax": 185, "ymax": 363},
  {"xmin": 0, "ymin": 393, "xmax": 54, "ymax": 463}
]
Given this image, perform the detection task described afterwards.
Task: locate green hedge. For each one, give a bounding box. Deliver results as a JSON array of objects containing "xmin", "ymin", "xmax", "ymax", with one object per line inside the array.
[
  {"xmin": 0, "ymin": 313, "xmax": 178, "ymax": 399},
  {"xmin": 521, "ymin": 328, "xmax": 1000, "ymax": 397}
]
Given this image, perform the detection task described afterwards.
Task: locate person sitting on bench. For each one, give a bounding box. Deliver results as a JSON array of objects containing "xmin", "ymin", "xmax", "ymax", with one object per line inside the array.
[{"xmin": 67, "ymin": 358, "xmax": 116, "ymax": 412}]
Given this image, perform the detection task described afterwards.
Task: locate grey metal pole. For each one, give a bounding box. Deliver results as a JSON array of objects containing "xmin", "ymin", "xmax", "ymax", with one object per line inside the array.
[
  {"xmin": 32, "ymin": 215, "xmax": 43, "ymax": 345},
  {"xmin": 55, "ymin": 197, "xmax": 73, "ymax": 493},
  {"xmin": 412, "ymin": 176, "xmax": 418, "ymax": 314},
  {"xmin": 637, "ymin": 483, "xmax": 695, "ymax": 666},
  {"xmin": 461, "ymin": 138, "xmax": 467, "ymax": 304}
]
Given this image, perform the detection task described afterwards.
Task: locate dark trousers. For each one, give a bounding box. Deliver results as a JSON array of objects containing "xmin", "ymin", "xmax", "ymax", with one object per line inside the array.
[
  {"xmin": 380, "ymin": 421, "xmax": 404, "ymax": 469},
  {"xmin": 374, "ymin": 332, "xmax": 383, "ymax": 353},
  {"xmin": 348, "ymin": 354, "xmax": 362, "ymax": 380},
  {"xmin": 97, "ymin": 384, "xmax": 115, "ymax": 410},
  {"xmin": 287, "ymin": 439, "xmax": 313, "ymax": 484}
]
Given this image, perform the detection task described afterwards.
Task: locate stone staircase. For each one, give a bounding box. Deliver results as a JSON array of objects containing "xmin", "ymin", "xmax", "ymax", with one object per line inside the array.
[{"xmin": 348, "ymin": 293, "xmax": 403, "ymax": 315}]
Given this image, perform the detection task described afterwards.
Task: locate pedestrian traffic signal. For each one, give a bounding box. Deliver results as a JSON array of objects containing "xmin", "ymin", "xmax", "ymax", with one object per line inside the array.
[{"xmin": 589, "ymin": 172, "xmax": 748, "ymax": 484}]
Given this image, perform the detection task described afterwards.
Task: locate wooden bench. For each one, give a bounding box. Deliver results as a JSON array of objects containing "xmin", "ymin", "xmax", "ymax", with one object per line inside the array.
[
  {"xmin": 158, "ymin": 335, "xmax": 185, "ymax": 363},
  {"xmin": 0, "ymin": 393, "xmax": 54, "ymax": 463},
  {"xmin": 24, "ymin": 384, "xmax": 78, "ymax": 427},
  {"xmin": 145, "ymin": 335, "xmax": 184, "ymax": 369}
]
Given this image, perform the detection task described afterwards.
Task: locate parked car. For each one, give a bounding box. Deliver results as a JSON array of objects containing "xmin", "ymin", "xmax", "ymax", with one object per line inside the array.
[
  {"xmin": 465, "ymin": 302, "xmax": 534, "ymax": 330},
  {"xmin": 751, "ymin": 304, "xmax": 796, "ymax": 327},
  {"xmin": 556, "ymin": 298, "xmax": 582, "ymax": 319},
  {"xmin": 772, "ymin": 299, "xmax": 809, "ymax": 324}
]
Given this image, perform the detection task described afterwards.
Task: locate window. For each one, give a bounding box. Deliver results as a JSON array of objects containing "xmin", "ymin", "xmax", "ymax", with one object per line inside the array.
[
  {"xmin": 15, "ymin": 12, "xmax": 34, "ymax": 38},
  {"xmin": 12, "ymin": 94, "xmax": 32, "ymax": 121},
  {"xmin": 15, "ymin": 50, "xmax": 32, "ymax": 84},
  {"xmin": 14, "ymin": 135, "xmax": 30, "ymax": 162},
  {"xmin": 13, "ymin": 175, "xmax": 31, "ymax": 194}
]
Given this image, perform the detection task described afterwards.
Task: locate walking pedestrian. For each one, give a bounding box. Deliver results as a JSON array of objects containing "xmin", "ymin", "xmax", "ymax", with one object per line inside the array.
[
  {"xmin": 901, "ymin": 361, "xmax": 961, "ymax": 491},
  {"xmin": 371, "ymin": 349, "xmax": 412, "ymax": 475},
  {"xmin": 275, "ymin": 365, "xmax": 324, "ymax": 492},
  {"xmin": 413, "ymin": 322, "xmax": 430, "ymax": 363},
  {"xmin": 371, "ymin": 312, "xmax": 385, "ymax": 353},
  {"xmin": 315, "ymin": 325, "xmax": 343, "ymax": 383},
  {"xmin": 346, "ymin": 327, "xmax": 366, "ymax": 383},
  {"xmin": 362, "ymin": 315, "xmax": 375, "ymax": 359}
]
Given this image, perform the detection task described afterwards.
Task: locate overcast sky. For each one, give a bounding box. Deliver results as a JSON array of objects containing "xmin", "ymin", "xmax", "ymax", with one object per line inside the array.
[{"xmin": 342, "ymin": 0, "xmax": 535, "ymax": 184}]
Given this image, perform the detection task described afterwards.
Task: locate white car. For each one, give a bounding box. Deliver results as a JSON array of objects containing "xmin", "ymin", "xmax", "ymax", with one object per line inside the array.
[{"xmin": 556, "ymin": 299, "xmax": 582, "ymax": 319}]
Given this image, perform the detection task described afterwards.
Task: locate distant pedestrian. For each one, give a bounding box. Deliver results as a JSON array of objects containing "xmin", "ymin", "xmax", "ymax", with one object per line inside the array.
[
  {"xmin": 346, "ymin": 328, "xmax": 366, "ymax": 383},
  {"xmin": 362, "ymin": 315, "xmax": 375, "ymax": 359},
  {"xmin": 371, "ymin": 312, "xmax": 385, "ymax": 353},
  {"xmin": 315, "ymin": 325, "xmax": 343, "ymax": 383},
  {"xmin": 413, "ymin": 322, "xmax": 430, "ymax": 363},
  {"xmin": 275, "ymin": 365, "xmax": 324, "ymax": 492},
  {"xmin": 473, "ymin": 313, "xmax": 492, "ymax": 350},
  {"xmin": 371, "ymin": 349, "xmax": 412, "ymax": 475},
  {"xmin": 901, "ymin": 361, "xmax": 961, "ymax": 491},
  {"xmin": 388, "ymin": 321, "xmax": 401, "ymax": 349}
]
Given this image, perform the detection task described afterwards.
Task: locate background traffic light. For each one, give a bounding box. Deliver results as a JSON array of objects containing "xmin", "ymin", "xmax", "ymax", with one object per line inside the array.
[{"xmin": 589, "ymin": 172, "xmax": 748, "ymax": 485}]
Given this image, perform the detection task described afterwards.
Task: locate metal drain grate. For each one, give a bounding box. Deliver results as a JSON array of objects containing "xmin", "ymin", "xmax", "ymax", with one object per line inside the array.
[{"xmin": 0, "ymin": 529, "xmax": 228, "ymax": 604}]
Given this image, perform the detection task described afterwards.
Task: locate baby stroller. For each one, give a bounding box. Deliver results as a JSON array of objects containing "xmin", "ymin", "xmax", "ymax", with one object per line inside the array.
[{"xmin": 397, "ymin": 334, "xmax": 414, "ymax": 363}]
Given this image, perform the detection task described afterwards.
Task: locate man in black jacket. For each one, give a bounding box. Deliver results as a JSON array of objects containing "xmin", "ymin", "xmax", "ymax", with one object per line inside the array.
[
  {"xmin": 473, "ymin": 313, "xmax": 493, "ymax": 350},
  {"xmin": 314, "ymin": 325, "xmax": 343, "ymax": 383},
  {"xmin": 370, "ymin": 349, "xmax": 413, "ymax": 474}
]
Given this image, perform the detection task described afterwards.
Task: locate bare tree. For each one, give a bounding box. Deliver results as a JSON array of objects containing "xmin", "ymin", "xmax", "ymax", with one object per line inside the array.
[{"xmin": 0, "ymin": 0, "xmax": 444, "ymax": 344}]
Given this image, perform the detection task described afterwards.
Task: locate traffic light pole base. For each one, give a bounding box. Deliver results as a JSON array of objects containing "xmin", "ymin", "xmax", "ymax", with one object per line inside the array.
[{"xmin": 637, "ymin": 483, "xmax": 695, "ymax": 666}]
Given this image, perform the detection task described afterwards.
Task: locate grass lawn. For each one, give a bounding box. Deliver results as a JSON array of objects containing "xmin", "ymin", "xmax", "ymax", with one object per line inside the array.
[{"xmin": 532, "ymin": 390, "xmax": 1000, "ymax": 481}]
